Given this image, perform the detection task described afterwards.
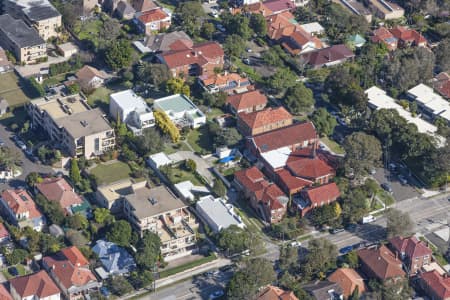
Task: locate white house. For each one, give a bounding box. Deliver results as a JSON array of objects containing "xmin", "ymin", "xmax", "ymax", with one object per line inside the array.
[
  {"xmin": 196, "ymin": 195, "xmax": 245, "ymax": 232},
  {"xmin": 153, "ymin": 94, "xmax": 206, "ymax": 128},
  {"xmin": 147, "ymin": 152, "xmax": 173, "ymax": 169},
  {"xmin": 110, "ymin": 90, "xmax": 155, "ymax": 135}
]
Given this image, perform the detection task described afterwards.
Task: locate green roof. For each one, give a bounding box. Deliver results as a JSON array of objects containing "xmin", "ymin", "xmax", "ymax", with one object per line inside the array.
[{"xmin": 348, "ymin": 34, "xmax": 366, "ymax": 44}]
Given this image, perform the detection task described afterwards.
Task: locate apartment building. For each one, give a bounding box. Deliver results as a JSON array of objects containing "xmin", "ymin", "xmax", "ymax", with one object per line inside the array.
[
  {"xmin": 122, "ymin": 183, "xmax": 198, "ymax": 260},
  {"xmin": 0, "ymin": 14, "xmax": 47, "ymax": 64},
  {"xmin": 2, "ymin": 0, "xmax": 62, "ymax": 40},
  {"xmin": 27, "ymin": 91, "xmax": 115, "ymax": 158},
  {"xmin": 332, "ymin": 0, "xmax": 372, "ymax": 22},
  {"xmin": 369, "ymin": 0, "xmax": 404, "ymax": 19}
]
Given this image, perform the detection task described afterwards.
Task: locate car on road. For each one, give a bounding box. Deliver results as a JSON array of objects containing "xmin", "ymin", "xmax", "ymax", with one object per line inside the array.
[
  {"xmin": 361, "ymin": 215, "xmax": 376, "ymax": 224},
  {"xmin": 370, "ymin": 168, "xmax": 376, "ymax": 175},
  {"xmin": 339, "ymin": 246, "xmax": 353, "ymax": 255},
  {"xmin": 209, "ymin": 290, "xmax": 225, "ymax": 299},
  {"xmin": 398, "ymin": 175, "xmax": 408, "ymax": 185},
  {"xmin": 246, "ymin": 47, "xmax": 252, "ymax": 53},
  {"xmin": 330, "ymin": 228, "xmax": 344, "ymax": 234},
  {"xmin": 215, "ymin": 24, "xmax": 226, "ymax": 32},
  {"xmin": 12, "ymin": 136, "xmax": 26, "ymax": 150},
  {"xmin": 381, "ymin": 183, "xmax": 393, "ymax": 193},
  {"xmin": 290, "ymin": 241, "xmax": 301, "ymax": 247}
]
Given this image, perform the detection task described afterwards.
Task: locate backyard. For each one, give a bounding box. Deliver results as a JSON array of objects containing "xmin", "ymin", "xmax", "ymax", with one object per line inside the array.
[
  {"xmin": 187, "ymin": 127, "xmax": 215, "ymax": 154},
  {"xmin": 321, "ymin": 136, "xmax": 345, "ymax": 155},
  {"xmin": 89, "ymin": 161, "xmax": 132, "ymax": 185},
  {"xmin": 0, "ymin": 72, "xmax": 31, "ymax": 108},
  {"xmin": 87, "ymin": 87, "xmax": 112, "ymax": 112},
  {"xmin": 162, "ymin": 163, "xmax": 203, "ymax": 186}
]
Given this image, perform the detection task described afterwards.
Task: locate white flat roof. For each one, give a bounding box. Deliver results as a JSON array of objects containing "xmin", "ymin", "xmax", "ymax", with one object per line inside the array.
[
  {"xmin": 260, "ymin": 146, "xmax": 292, "ymax": 169},
  {"xmin": 110, "ymin": 90, "xmax": 149, "ymax": 111},
  {"xmin": 148, "ymin": 152, "xmax": 172, "ymax": 167},
  {"xmin": 408, "ymin": 84, "xmax": 450, "ymax": 114},
  {"xmin": 197, "ymin": 195, "xmax": 245, "ymax": 230},
  {"xmin": 299, "ymin": 22, "xmax": 325, "ymax": 34},
  {"xmin": 174, "ymin": 180, "xmax": 195, "ymax": 200}
]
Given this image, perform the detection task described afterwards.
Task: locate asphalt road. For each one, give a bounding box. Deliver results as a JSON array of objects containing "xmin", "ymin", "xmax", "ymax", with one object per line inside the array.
[{"xmin": 372, "ymin": 167, "xmax": 421, "ymax": 202}]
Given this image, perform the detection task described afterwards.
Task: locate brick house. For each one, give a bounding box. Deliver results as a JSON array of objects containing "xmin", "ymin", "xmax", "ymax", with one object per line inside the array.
[
  {"xmin": 390, "ymin": 26, "xmax": 427, "ymax": 48},
  {"xmin": 371, "ymin": 27, "xmax": 398, "ymax": 51},
  {"xmin": 158, "ymin": 42, "xmax": 224, "ymax": 78},
  {"xmin": 256, "ymin": 285, "xmax": 298, "ymax": 300},
  {"xmin": 328, "ymin": 268, "xmax": 366, "ymax": 298},
  {"xmin": 295, "ymin": 182, "xmax": 340, "ymax": 216},
  {"xmin": 134, "ymin": 8, "xmax": 171, "ymax": 34},
  {"xmin": 226, "ymin": 90, "xmax": 267, "ymax": 115},
  {"xmin": 418, "ymin": 270, "xmax": 450, "ymax": 300},
  {"xmin": 389, "ymin": 236, "xmax": 432, "ymax": 276},
  {"xmin": 237, "ymin": 106, "xmax": 293, "ymax": 136},
  {"xmin": 9, "ymin": 270, "xmax": 61, "ymax": 300},
  {"xmin": 234, "ymin": 167, "xmax": 288, "ymax": 224}
]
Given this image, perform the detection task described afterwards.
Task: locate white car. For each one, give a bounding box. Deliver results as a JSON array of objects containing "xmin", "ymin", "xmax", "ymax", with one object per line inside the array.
[{"xmin": 290, "ymin": 241, "xmax": 301, "ymax": 247}]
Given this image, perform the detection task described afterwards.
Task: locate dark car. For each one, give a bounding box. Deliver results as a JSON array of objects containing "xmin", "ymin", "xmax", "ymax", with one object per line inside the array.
[
  {"xmin": 330, "ymin": 228, "xmax": 345, "ymax": 234},
  {"xmin": 345, "ymin": 223, "xmax": 357, "ymax": 231},
  {"xmin": 381, "ymin": 183, "xmax": 393, "ymax": 193},
  {"xmin": 8, "ymin": 266, "xmax": 18, "ymax": 276},
  {"xmin": 339, "ymin": 246, "xmax": 353, "ymax": 255},
  {"xmin": 219, "ymin": 265, "xmax": 234, "ymax": 272}
]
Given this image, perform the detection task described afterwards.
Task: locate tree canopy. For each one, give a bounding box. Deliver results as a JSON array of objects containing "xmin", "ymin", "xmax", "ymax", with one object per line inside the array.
[
  {"xmin": 104, "ymin": 39, "xmax": 133, "ymax": 71},
  {"xmin": 386, "ymin": 209, "xmax": 413, "ymax": 238},
  {"xmin": 106, "ymin": 220, "xmax": 132, "ymax": 247},
  {"xmin": 311, "ymin": 108, "xmax": 337, "ymax": 137},
  {"xmin": 343, "ymin": 132, "xmax": 382, "ymax": 179},
  {"xmin": 284, "ymin": 83, "xmax": 315, "ymax": 114},
  {"xmin": 302, "ymin": 238, "xmax": 338, "ymax": 279}
]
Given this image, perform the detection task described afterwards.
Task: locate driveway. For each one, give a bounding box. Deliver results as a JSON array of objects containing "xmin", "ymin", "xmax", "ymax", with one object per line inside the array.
[
  {"xmin": 372, "ymin": 167, "xmax": 421, "ymax": 202},
  {"xmin": 168, "ymin": 151, "xmax": 214, "ymax": 185},
  {"xmin": 15, "ymin": 54, "xmax": 73, "ymax": 78}
]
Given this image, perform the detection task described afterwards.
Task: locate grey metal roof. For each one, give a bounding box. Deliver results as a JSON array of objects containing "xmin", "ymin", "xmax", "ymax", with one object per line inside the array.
[
  {"xmin": 4, "ymin": 0, "xmax": 61, "ymax": 21},
  {"xmin": 0, "ymin": 14, "xmax": 45, "ymax": 48}
]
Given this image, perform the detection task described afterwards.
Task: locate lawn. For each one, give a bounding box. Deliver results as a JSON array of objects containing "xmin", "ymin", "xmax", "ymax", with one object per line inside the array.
[
  {"xmin": 377, "ymin": 190, "xmax": 395, "ymax": 206},
  {"xmin": 320, "ymin": 136, "xmax": 345, "ymax": 155},
  {"xmin": 2, "ymin": 264, "xmax": 27, "ymax": 280},
  {"xmin": 206, "ymin": 107, "xmax": 225, "ymax": 121},
  {"xmin": 90, "ymin": 161, "xmax": 131, "ymax": 185},
  {"xmin": 73, "ymin": 19, "xmax": 103, "ymax": 47},
  {"xmin": 232, "ymin": 57, "xmax": 263, "ymax": 83},
  {"xmin": 187, "ymin": 126, "xmax": 215, "ymax": 154},
  {"xmin": 159, "ymin": 253, "xmax": 217, "ymax": 278},
  {"xmin": 87, "ymin": 87, "xmax": 112, "ymax": 113},
  {"xmin": 0, "ymin": 72, "xmax": 31, "ymax": 108},
  {"xmin": 164, "ymin": 165, "xmax": 202, "ymax": 186}
]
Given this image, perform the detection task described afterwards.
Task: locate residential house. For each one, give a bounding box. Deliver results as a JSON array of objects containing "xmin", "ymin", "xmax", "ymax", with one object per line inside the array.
[
  {"xmin": 95, "ymin": 179, "xmax": 136, "ymax": 213},
  {"xmin": 263, "ymin": 0, "xmax": 296, "ymax": 14},
  {"xmin": 35, "ymin": 177, "xmax": 88, "ymax": 216},
  {"xmin": 153, "ymin": 94, "xmax": 206, "ymax": 128},
  {"xmin": 27, "ymin": 92, "xmax": 116, "ymax": 158},
  {"xmin": 158, "ymin": 41, "xmax": 224, "ymax": 78},
  {"xmin": 347, "ymin": 34, "xmax": 366, "ymax": 49},
  {"xmin": 198, "ymin": 73, "xmax": 252, "ymax": 94},
  {"xmin": 0, "ymin": 223, "xmax": 10, "ymax": 243},
  {"xmin": 294, "ymin": 182, "xmax": 340, "ymax": 216},
  {"xmin": 407, "ymin": 83, "xmax": 450, "ymax": 125},
  {"xmin": 245, "ymin": 2, "xmax": 273, "ymax": 16},
  {"xmin": 134, "ymin": 8, "xmax": 171, "ymax": 34},
  {"xmin": 282, "ymin": 27, "xmax": 324, "ymax": 55},
  {"xmin": 266, "ymin": 12, "xmax": 298, "ymax": 41},
  {"xmin": 109, "ymin": 90, "xmax": 155, "ymax": 135},
  {"xmin": 122, "ymin": 183, "xmax": 198, "ymax": 260},
  {"xmin": 9, "ymin": 270, "xmax": 61, "ymax": 300},
  {"xmin": 135, "ymin": 31, "xmax": 193, "ymax": 54},
  {"xmin": 0, "ymin": 189, "xmax": 46, "ymax": 231},
  {"xmin": 131, "ymin": 0, "xmax": 158, "ymax": 12},
  {"xmin": 0, "ymin": 47, "xmax": 13, "ymax": 73},
  {"xmin": 299, "ymin": 44, "xmax": 355, "ymax": 69},
  {"xmin": 147, "ymin": 152, "xmax": 173, "ymax": 169},
  {"xmin": 303, "ymin": 281, "xmax": 344, "ymax": 300},
  {"xmin": 369, "ymin": 0, "xmax": 404, "ymax": 19},
  {"xmin": 196, "ymin": 195, "xmax": 245, "ymax": 232},
  {"xmin": 390, "ymin": 26, "xmax": 427, "ymax": 48},
  {"xmin": 434, "ymin": 72, "xmax": 450, "ymax": 99},
  {"xmin": 237, "ymin": 107, "xmax": 293, "ymax": 136},
  {"xmin": 2, "ymin": 0, "xmax": 62, "ymax": 40},
  {"xmin": 299, "ymin": 22, "xmax": 325, "ymax": 36},
  {"xmin": 92, "ymin": 239, "xmax": 136, "ymax": 278},
  {"xmin": 328, "ymin": 268, "xmax": 366, "ymax": 298},
  {"xmin": 0, "ymin": 284, "xmax": 12, "ymax": 300},
  {"xmin": 357, "ymin": 245, "xmax": 406, "ymax": 284},
  {"xmin": 56, "ymin": 42, "xmax": 78, "ymax": 58},
  {"xmin": 0, "ymin": 14, "xmax": 47, "ymax": 64},
  {"xmin": 234, "ymin": 167, "xmax": 289, "ymax": 224},
  {"xmin": 116, "ymin": 1, "xmax": 136, "ymax": 20},
  {"xmin": 42, "ymin": 246, "xmax": 101, "ymax": 300},
  {"xmin": 75, "ymin": 65, "xmax": 108, "ymax": 92},
  {"xmin": 371, "ymin": 27, "xmax": 398, "ymax": 51},
  {"xmin": 226, "ymin": 90, "xmax": 267, "ymax": 115},
  {"xmin": 331, "ymin": 0, "xmax": 372, "ymax": 22},
  {"xmin": 257, "ymin": 285, "xmax": 299, "ymax": 300},
  {"xmin": 389, "ymin": 235, "xmax": 432, "ymax": 276},
  {"xmin": 418, "ymin": 270, "xmax": 450, "ymax": 300}
]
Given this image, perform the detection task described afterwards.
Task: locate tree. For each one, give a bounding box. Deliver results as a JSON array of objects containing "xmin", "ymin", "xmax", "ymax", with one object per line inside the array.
[
  {"xmin": 224, "ymin": 35, "xmax": 246, "ymax": 57},
  {"xmin": 214, "ymin": 127, "xmax": 242, "ymax": 148},
  {"xmin": 227, "ymin": 258, "xmax": 276, "ymax": 300},
  {"xmin": 106, "ymin": 220, "xmax": 132, "ymax": 247},
  {"xmin": 217, "ymin": 225, "xmax": 261, "ymax": 255},
  {"xmin": 104, "ymin": 39, "xmax": 132, "ymax": 71},
  {"xmin": 222, "ymin": 13, "xmax": 253, "ymax": 40},
  {"xmin": 135, "ymin": 231, "xmax": 161, "ymax": 269},
  {"xmin": 343, "ymin": 132, "xmax": 382, "ymax": 179},
  {"xmin": 176, "ymin": 1, "xmax": 206, "ymax": 36},
  {"xmin": 386, "ymin": 209, "xmax": 413, "ymax": 238},
  {"xmin": 66, "ymin": 229, "xmax": 88, "ymax": 247},
  {"xmin": 342, "ymin": 187, "xmax": 370, "ymax": 224},
  {"xmin": 201, "ymin": 22, "xmax": 215, "ymax": 40},
  {"xmin": 108, "ymin": 276, "xmax": 133, "ymax": 296},
  {"xmin": 166, "ymin": 78, "xmax": 190, "ymax": 96},
  {"xmin": 250, "ymin": 13, "xmax": 267, "ymax": 36},
  {"xmin": 70, "ymin": 158, "xmax": 81, "ymax": 184},
  {"xmin": 212, "ymin": 178, "xmax": 226, "ymax": 198},
  {"xmin": 184, "ymin": 159, "xmax": 196, "ymax": 172},
  {"xmin": 311, "ymin": 108, "xmax": 337, "ymax": 137},
  {"xmin": 129, "ymin": 270, "xmax": 153, "ymax": 289},
  {"xmin": 310, "ymin": 204, "xmax": 339, "ymax": 227},
  {"xmin": 279, "ymin": 245, "xmax": 299, "ymax": 272},
  {"xmin": 302, "ymin": 238, "xmax": 338, "ymax": 279},
  {"xmin": 134, "ymin": 128, "xmax": 164, "ymax": 155},
  {"xmin": 27, "ymin": 77, "xmax": 45, "ymax": 97},
  {"xmin": 348, "ymin": 286, "xmax": 360, "ymax": 300},
  {"xmin": 434, "ymin": 38, "xmax": 450, "ymax": 72},
  {"xmin": 98, "ymin": 17, "xmax": 122, "ymax": 50},
  {"xmin": 135, "ymin": 63, "xmax": 171, "ymax": 89},
  {"xmin": 262, "ymin": 49, "xmax": 283, "ymax": 67},
  {"xmin": 5, "ymin": 249, "xmax": 28, "ymax": 265},
  {"xmin": 26, "ymin": 172, "xmax": 43, "ymax": 187},
  {"xmin": 284, "ymin": 83, "xmax": 315, "ymax": 114},
  {"xmin": 343, "ymin": 250, "xmax": 359, "ymax": 268},
  {"xmin": 280, "ymin": 272, "xmax": 313, "ymax": 299},
  {"xmin": 267, "ymin": 68, "xmax": 297, "ymax": 93},
  {"xmin": 35, "ymin": 194, "xmax": 65, "ymax": 225},
  {"xmin": 154, "ymin": 110, "xmax": 180, "ymax": 143},
  {"xmin": 65, "ymin": 213, "xmax": 88, "ymax": 230}
]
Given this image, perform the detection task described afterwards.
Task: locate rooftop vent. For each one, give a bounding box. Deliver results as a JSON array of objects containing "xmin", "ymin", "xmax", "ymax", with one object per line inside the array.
[
  {"xmin": 149, "ymin": 197, "xmax": 158, "ymax": 205},
  {"xmin": 80, "ymin": 120, "xmax": 88, "ymax": 127}
]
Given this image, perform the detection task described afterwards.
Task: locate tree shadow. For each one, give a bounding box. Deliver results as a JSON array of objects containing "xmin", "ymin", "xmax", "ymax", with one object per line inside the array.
[{"xmin": 352, "ymin": 223, "xmax": 387, "ymax": 244}]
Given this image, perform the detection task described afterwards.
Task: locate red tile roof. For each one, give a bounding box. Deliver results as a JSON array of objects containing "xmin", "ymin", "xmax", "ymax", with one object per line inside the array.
[
  {"xmin": 420, "ymin": 270, "xmax": 450, "ymax": 299},
  {"xmin": 286, "ymin": 155, "xmax": 334, "ymax": 180},
  {"xmin": 0, "ymin": 284, "xmax": 12, "ymax": 300},
  {"xmin": 234, "ymin": 166, "xmax": 266, "ymax": 192},
  {"xmin": 1, "ymin": 189, "xmax": 42, "ymax": 219},
  {"xmin": 227, "ymin": 90, "xmax": 267, "ymax": 112},
  {"xmin": 260, "ymin": 184, "xmax": 287, "ymax": 210},
  {"xmin": 9, "ymin": 270, "xmax": 60, "ymax": 298},
  {"xmin": 372, "ymin": 27, "xmax": 395, "ymax": 43},
  {"xmin": 358, "ymin": 245, "xmax": 406, "ymax": 280},
  {"xmin": 251, "ymin": 122, "xmax": 317, "ymax": 153},
  {"xmin": 257, "ymin": 285, "xmax": 299, "ymax": 300},
  {"xmin": 246, "ymin": 2, "xmax": 273, "ymax": 16},
  {"xmin": 390, "ymin": 26, "xmax": 427, "ymax": 45},
  {"xmin": 161, "ymin": 41, "xmax": 224, "ymax": 70},
  {"xmin": 276, "ymin": 168, "xmax": 312, "ymax": 192},
  {"xmin": 389, "ymin": 236, "xmax": 432, "ymax": 260},
  {"xmin": 0, "ymin": 223, "xmax": 9, "ymax": 240},
  {"xmin": 266, "ymin": 12, "xmax": 297, "ymax": 40},
  {"xmin": 238, "ymin": 107, "xmax": 292, "ymax": 130},
  {"xmin": 75, "ymin": 65, "xmax": 107, "ymax": 82},
  {"xmin": 300, "ymin": 45, "xmax": 355, "ymax": 67},
  {"xmin": 36, "ymin": 177, "xmax": 83, "ymax": 213},
  {"xmin": 328, "ymin": 268, "xmax": 366, "ymax": 297},
  {"xmin": 137, "ymin": 8, "xmax": 169, "ymax": 24},
  {"xmin": 263, "ymin": 0, "xmax": 295, "ymax": 13},
  {"xmin": 434, "ymin": 72, "xmax": 450, "ymax": 99},
  {"xmin": 61, "ymin": 246, "xmax": 89, "ymax": 267},
  {"xmin": 303, "ymin": 182, "xmax": 340, "ymax": 206}
]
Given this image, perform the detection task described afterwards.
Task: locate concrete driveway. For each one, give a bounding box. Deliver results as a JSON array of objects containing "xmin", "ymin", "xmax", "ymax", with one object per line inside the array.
[{"xmin": 168, "ymin": 151, "xmax": 214, "ymax": 184}]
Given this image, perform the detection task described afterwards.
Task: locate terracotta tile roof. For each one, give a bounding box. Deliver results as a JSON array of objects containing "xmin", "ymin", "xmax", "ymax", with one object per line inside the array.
[
  {"xmin": 234, "ymin": 167, "xmax": 266, "ymax": 192},
  {"xmin": 76, "ymin": 65, "xmax": 107, "ymax": 82},
  {"xmin": 300, "ymin": 45, "xmax": 355, "ymax": 67},
  {"xmin": 260, "ymin": 184, "xmax": 287, "ymax": 210},
  {"xmin": 9, "ymin": 270, "xmax": 60, "ymax": 298},
  {"xmin": 252, "ymin": 122, "xmax": 317, "ymax": 153},
  {"xmin": 263, "ymin": 0, "xmax": 295, "ymax": 13},
  {"xmin": 358, "ymin": 245, "xmax": 406, "ymax": 280},
  {"xmin": 389, "ymin": 236, "xmax": 432, "ymax": 260},
  {"xmin": 266, "ymin": 12, "xmax": 297, "ymax": 40},
  {"xmin": 200, "ymin": 73, "xmax": 249, "ymax": 87},
  {"xmin": 227, "ymin": 90, "xmax": 267, "ymax": 112},
  {"xmin": 238, "ymin": 107, "xmax": 292, "ymax": 130},
  {"xmin": 161, "ymin": 41, "xmax": 224, "ymax": 69},
  {"xmin": 61, "ymin": 246, "xmax": 89, "ymax": 267},
  {"xmin": 303, "ymin": 182, "xmax": 340, "ymax": 205},
  {"xmin": 36, "ymin": 177, "xmax": 83, "ymax": 212},
  {"xmin": 420, "ymin": 270, "xmax": 450, "ymax": 299},
  {"xmin": 286, "ymin": 155, "xmax": 335, "ymax": 180},
  {"xmin": 276, "ymin": 168, "xmax": 312, "ymax": 192},
  {"xmin": 372, "ymin": 27, "xmax": 395, "ymax": 42},
  {"xmin": 0, "ymin": 223, "xmax": 9, "ymax": 240},
  {"xmin": 390, "ymin": 26, "xmax": 427, "ymax": 45},
  {"xmin": 1, "ymin": 189, "xmax": 42, "ymax": 219},
  {"xmin": 0, "ymin": 284, "xmax": 12, "ymax": 300},
  {"xmin": 434, "ymin": 72, "xmax": 450, "ymax": 99},
  {"xmin": 328, "ymin": 268, "xmax": 366, "ymax": 297},
  {"xmin": 257, "ymin": 285, "xmax": 299, "ymax": 300},
  {"xmin": 246, "ymin": 2, "xmax": 273, "ymax": 16},
  {"xmin": 138, "ymin": 8, "xmax": 169, "ymax": 24}
]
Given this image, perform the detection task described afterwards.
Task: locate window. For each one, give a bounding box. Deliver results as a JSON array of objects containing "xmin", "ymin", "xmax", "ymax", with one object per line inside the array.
[{"xmin": 94, "ymin": 138, "xmax": 99, "ymax": 152}]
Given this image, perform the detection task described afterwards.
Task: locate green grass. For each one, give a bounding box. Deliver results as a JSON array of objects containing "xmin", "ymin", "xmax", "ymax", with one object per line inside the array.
[
  {"xmin": 187, "ymin": 126, "xmax": 215, "ymax": 154},
  {"xmin": 87, "ymin": 87, "xmax": 112, "ymax": 113},
  {"xmin": 159, "ymin": 253, "xmax": 217, "ymax": 278},
  {"xmin": 164, "ymin": 165, "xmax": 202, "ymax": 186},
  {"xmin": 377, "ymin": 190, "xmax": 395, "ymax": 206},
  {"xmin": 206, "ymin": 108, "xmax": 225, "ymax": 121},
  {"xmin": 232, "ymin": 57, "xmax": 263, "ymax": 83},
  {"xmin": 0, "ymin": 72, "xmax": 31, "ymax": 108},
  {"xmin": 2, "ymin": 264, "xmax": 27, "ymax": 280},
  {"xmin": 163, "ymin": 142, "xmax": 191, "ymax": 154},
  {"xmin": 90, "ymin": 161, "xmax": 132, "ymax": 185},
  {"xmin": 320, "ymin": 137, "xmax": 345, "ymax": 155},
  {"xmin": 73, "ymin": 19, "xmax": 103, "ymax": 47},
  {"xmin": 42, "ymin": 73, "xmax": 69, "ymax": 88}
]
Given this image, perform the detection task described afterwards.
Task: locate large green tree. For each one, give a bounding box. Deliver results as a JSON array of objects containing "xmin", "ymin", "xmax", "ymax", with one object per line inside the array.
[
  {"xmin": 106, "ymin": 220, "xmax": 132, "ymax": 247},
  {"xmin": 343, "ymin": 132, "xmax": 382, "ymax": 179},
  {"xmin": 386, "ymin": 209, "xmax": 413, "ymax": 238},
  {"xmin": 268, "ymin": 68, "xmax": 297, "ymax": 93},
  {"xmin": 217, "ymin": 225, "xmax": 261, "ymax": 255},
  {"xmin": 284, "ymin": 83, "xmax": 315, "ymax": 114},
  {"xmin": 311, "ymin": 108, "xmax": 337, "ymax": 137},
  {"xmin": 135, "ymin": 231, "xmax": 161, "ymax": 269},
  {"xmin": 224, "ymin": 35, "xmax": 246, "ymax": 57},
  {"xmin": 104, "ymin": 39, "xmax": 133, "ymax": 71},
  {"xmin": 133, "ymin": 128, "xmax": 165, "ymax": 156},
  {"xmin": 175, "ymin": 1, "xmax": 205, "ymax": 36},
  {"xmin": 302, "ymin": 238, "xmax": 338, "ymax": 279},
  {"xmin": 434, "ymin": 38, "xmax": 450, "ymax": 72}
]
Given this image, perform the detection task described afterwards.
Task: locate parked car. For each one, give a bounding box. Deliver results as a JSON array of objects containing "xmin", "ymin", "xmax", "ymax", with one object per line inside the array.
[
  {"xmin": 290, "ymin": 241, "xmax": 301, "ymax": 247},
  {"xmin": 330, "ymin": 228, "xmax": 344, "ymax": 234},
  {"xmin": 209, "ymin": 290, "xmax": 225, "ymax": 299},
  {"xmin": 215, "ymin": 24, "xmax": 226, "ymax": 32},
  {"xmin": 345, "ymin": 223, "xmax": 357, "ymax": 231},
  {"xmin": 398, "ymin": 175, "xmax": 408, "ymax": 185},
  {"xmin": 381, "ymin": 183, "xmax": 393, "ymax": 193},
  {"xmin": 339, "ymin": 246, "xmax": 353, "ymax": 255},
  {"xmin": 360, "ymin": 215, "xmax": 376, "ymax": 224},
  {"xmin": 246, "ymin": 47, "xmax": 252, "ymax": 53},
  {"xmin": 370, "ymin": 168, "xmax": 376, "ymax": 175},
  {"xmin": 336, "ymin": 117, "xmax": 347, "ymax": 126}
]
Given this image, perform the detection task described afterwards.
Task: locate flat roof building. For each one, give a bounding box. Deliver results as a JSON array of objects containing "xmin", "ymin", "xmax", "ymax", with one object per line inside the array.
[
  {"xmin": 196, "ymin": 195, "xmax": 245, "ymax": 232},
  {"xmin": 332, "ymin": 0, "xmax": 372, "ymax": 22},
  {"xmin": 407, "ymin": 83, "xmax": 450, "ymax": 125},
  {"xmin": 153, "ymin": 94, "xmax": 206, "ymax": 128},
  {"xmin": 369, "ymin": 0, "xmax": 404, "ymax": 19}
]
